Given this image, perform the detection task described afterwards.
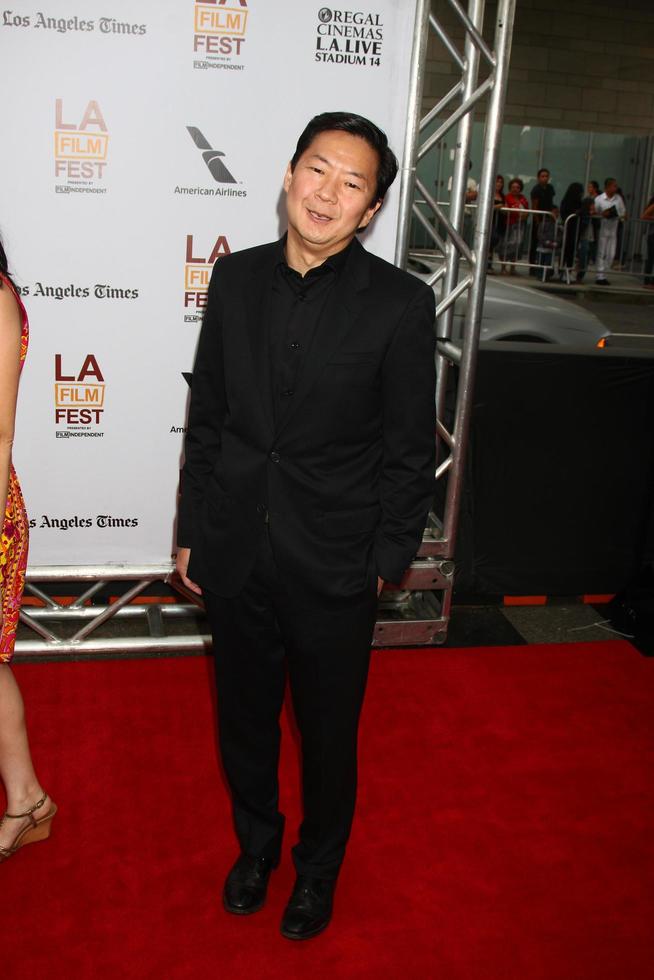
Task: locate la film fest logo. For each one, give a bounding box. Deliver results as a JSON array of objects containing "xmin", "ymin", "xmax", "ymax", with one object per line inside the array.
[
  {"xmin": 174, "ymin": 127, "xmax": 247, "ymax": 199},
  {"xmin": 183, "ymin": 234, "xmax": 231, "ymax": 322},
  {"xmin": 315, "ymin": 7, "xmax": 384, "ymax": 66},
  {"xmin": 54, "ymin": 99, "xmax": 109, "ymax": 194},
  {"xmin": 193, "ymin": 0, "xmax": 249, "ymax": 71},
  {"xmin": 54, "ymin": 353, "xmax": 105, "ymax": 436}
]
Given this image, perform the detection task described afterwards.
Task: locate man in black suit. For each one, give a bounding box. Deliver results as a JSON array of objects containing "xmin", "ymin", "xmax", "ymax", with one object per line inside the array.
[{"xmin": 176, "ymin": 112, "xmax": 435, "ymax": 940}]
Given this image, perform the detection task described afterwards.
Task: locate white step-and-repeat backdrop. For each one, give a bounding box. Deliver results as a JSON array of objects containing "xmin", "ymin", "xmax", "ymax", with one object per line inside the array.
[{"xmin": 2, "ymin": 0, "xmax": 418, "ymax": 565}]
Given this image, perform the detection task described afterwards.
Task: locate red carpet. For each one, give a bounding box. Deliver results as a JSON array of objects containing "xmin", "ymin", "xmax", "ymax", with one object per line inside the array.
[{"xmin": 2, "ymin": 641, "xmax": 653, "ymax": 979}]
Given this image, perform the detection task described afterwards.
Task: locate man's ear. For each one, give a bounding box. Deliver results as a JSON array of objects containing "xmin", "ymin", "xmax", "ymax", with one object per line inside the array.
[
  {"xmin": 283, "ymin": 162, "xmax": 293, "ymax": 193},
  {"xmin": 358, "ymin": 198, "xmax": 383, "ymax": 231}
]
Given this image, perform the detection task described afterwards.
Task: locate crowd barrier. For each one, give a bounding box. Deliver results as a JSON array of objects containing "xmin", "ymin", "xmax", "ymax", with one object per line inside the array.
[
  {"xmin": 413, "ymin": 199, "xmax": 654, "ymax": 286},
  {"xmin": 559, "ymin": 214, "xmax": 654, "ymax": 284}
]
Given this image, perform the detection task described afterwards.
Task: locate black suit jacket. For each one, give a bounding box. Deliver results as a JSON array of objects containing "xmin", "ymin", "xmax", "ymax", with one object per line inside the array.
[{"xmin": 178, "ymin": 237, "xmax": 436, "ymax": 599}]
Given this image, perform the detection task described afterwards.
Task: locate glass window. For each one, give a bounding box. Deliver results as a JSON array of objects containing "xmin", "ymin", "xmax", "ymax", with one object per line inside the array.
[
  {"xmin": 541, "ymin": 128, "xmax": 591, "ymax": 208},
  {"xmin": 590, "ymin": 133, "xmax": 638, "ymax": 211},
  {"xmin": 495, "ymin": 123, "xmax": 542, "ymax": 192}
]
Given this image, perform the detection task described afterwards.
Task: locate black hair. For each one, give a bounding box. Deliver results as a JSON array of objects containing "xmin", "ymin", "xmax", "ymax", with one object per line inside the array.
[
  {"xmin": 560, "ymin": 182, "xmax": 584, "ymax": 217},
  {"xmin": 537, "ymin": 168, "xmax": 550, "ymax": 178},
  {"xmin": 589, "ymin": 180, "xmax": 600, "ymax": 194},
  {"xmin": 604, "ymin": 176, "xmax": 617, "ymax": 188},
  {"xmin": 0, "ymin": 234, "xmax": 15, "ymax": 290},
  {"xmin": 290, "ymin": 111, "xmax": 398, "ymax": 204},
  {"xmin": 509, "ymin": 177, "xmax": 524, "ymax": 191}
]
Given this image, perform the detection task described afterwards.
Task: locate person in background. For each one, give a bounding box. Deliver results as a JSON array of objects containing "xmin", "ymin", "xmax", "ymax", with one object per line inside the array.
[
  {"xmin": 559, "ymin": 182, "xmax": 585, "ymax": 281},
  {"xmin": 463, "ymin": 161, "xmax": 478, "ymax": 246},
  {"xmin": 500, "ymin": 177, "xmax": 529, "ymax": 275},
  {"xmin": 441, "ymin": 160, "xmax": 478, "ymax": 247},
  {"xmin": 577, "ymin": 181, "xmax": 600, "ymax": 283},
  {"xmin": 487, "ymin": 174, "xmax": 505, "ymax": 273},
  {"xmin": 535, "ymin": 210, "xmax": 560, "ymax": 281},
  {"xmin": 529, "ymin": 168, "xmax": 556, "ymax": 276},
  {"xmin": 641, "ymin": 196, "xmax": 654, "ymax": 289},
  {"xmin": 464, "ymin": 161, "xmax": 478, "ymax": 204},
  {"xmin": 615, "ymin": 186, "xmax": 628, "ymax": 269},
  {"xmin": 0, "ymin": 236, "xmax": 57, "ymax": 863},
  {"xmin": 588, "ymin": 181, "xmax": 601, "ymax": 264},
  {"xmin": 594, "ymin": 177, "xmax": 626, "ymax": 285}
]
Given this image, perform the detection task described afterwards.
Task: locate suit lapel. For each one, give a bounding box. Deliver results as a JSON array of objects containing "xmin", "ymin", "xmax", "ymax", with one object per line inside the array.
[{"xmin": 274, "ymin": 238, "xmax": 371, "ymax": 438}]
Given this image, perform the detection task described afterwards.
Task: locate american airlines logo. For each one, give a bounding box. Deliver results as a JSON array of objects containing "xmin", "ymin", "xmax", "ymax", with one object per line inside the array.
[
  {"xmin": 187, "ymin": 126, "xmax": 237, "ymax": 183},
  {"xmin": 174, "ymin": 127, "xmax": 247, "ymax": 200}
]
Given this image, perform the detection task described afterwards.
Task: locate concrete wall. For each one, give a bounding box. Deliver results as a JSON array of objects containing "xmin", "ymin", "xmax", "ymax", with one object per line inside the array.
[{"xmin": 424, "ymin": 0, "xmax": 654, "ymax": 135}]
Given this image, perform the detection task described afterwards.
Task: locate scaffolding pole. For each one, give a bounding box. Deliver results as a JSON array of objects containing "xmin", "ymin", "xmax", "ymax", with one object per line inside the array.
[{"xmin": 388, "ymin": 0, "xmax": 517, "ymax": 641}]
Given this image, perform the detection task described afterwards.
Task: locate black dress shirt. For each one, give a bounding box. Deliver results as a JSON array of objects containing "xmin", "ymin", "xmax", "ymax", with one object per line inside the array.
[
  {"xmin": 269, "ymin": 237, "xmax": 353, "ymax": 423},
  {"xmin": 530, "ymin": 182, "xmax": 556, "ymax": 212}
]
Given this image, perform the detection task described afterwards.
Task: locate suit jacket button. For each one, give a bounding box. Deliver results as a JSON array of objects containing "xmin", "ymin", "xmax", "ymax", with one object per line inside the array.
[{"xmin": 270, "ymin": 451, "xmax": 281, "ymax": 463}]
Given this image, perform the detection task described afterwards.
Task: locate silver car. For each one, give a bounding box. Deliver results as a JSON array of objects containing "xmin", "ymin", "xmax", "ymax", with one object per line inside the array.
[{"xmin": 409, "ymin": 257, "xmax": 611, "ymax": 348}]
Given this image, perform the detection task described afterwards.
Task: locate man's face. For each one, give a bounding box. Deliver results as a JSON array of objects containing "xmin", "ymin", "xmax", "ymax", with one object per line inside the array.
[
  {"xmin": 284, "ymin": 130, "xmax": 382, "ymax": 253},
  {"xmin": 606, "ymin": 180, "xmax": 618, "ymax": 196},
  {"xmin": 538, "ymin": 170, "xmax": 550, "ymax": 186}
]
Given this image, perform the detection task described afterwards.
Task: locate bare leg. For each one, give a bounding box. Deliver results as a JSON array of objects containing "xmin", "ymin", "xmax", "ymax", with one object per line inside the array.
[{"xmin": 0, "ymin": 664, "xmax": 45, "ymax": 849}]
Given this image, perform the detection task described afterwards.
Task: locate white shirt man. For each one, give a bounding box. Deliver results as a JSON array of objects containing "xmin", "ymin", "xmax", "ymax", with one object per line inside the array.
[{"xmin": 594, "ymin": 179, "xmax": 626, "ymax": 284}]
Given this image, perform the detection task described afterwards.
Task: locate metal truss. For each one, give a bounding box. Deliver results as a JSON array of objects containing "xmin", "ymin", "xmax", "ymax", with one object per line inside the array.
[
  {"xmin": 389, "ymin": 0, "xmax": 517, "ymax": 642},
  {"xmin": 16, "ymin": 565, "xmax": 209, "ymax": 658},
  {"xmin": 14, "ymin": 1, "xmax": 516, "ymax": 658},
  {"xmin": 15, "ymin": 557, "xmax": 454, "ymax": 657}
]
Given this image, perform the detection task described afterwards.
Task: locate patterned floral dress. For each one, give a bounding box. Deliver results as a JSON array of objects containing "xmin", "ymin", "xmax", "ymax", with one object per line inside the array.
[{"xmin": 0, "ymin": 275, "xmax": 29, "ymax": 662}]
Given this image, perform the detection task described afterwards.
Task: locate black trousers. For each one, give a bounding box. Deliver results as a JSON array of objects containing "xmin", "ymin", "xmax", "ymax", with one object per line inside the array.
[{"xmin": 203, "ymin": 529, "xmax": 378, "ymax": 880}]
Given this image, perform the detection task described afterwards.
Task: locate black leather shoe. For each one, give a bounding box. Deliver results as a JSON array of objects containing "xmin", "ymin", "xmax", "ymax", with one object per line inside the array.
[
  {"xmin": 280, "ymin": 875, "xmax": 335, "ymax": 940},
  {"xmin": 223, "ymin": 854, "xmax": 275, "ymax": 915}
]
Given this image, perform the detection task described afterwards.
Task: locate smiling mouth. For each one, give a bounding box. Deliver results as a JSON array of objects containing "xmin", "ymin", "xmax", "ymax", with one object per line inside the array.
[{"xmin": 307, "ymin": 208, "xmax": 333, "ymax": 223}]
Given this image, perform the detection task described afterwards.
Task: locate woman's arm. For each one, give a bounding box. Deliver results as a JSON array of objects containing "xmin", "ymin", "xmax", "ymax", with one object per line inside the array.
[
  {"xmin": 641, "ymin": 203, "xmax": 654, "ymax": 221},
  {"xmin": 0, "ymin": 283, "xmax": 22, "ymax": 532}
]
